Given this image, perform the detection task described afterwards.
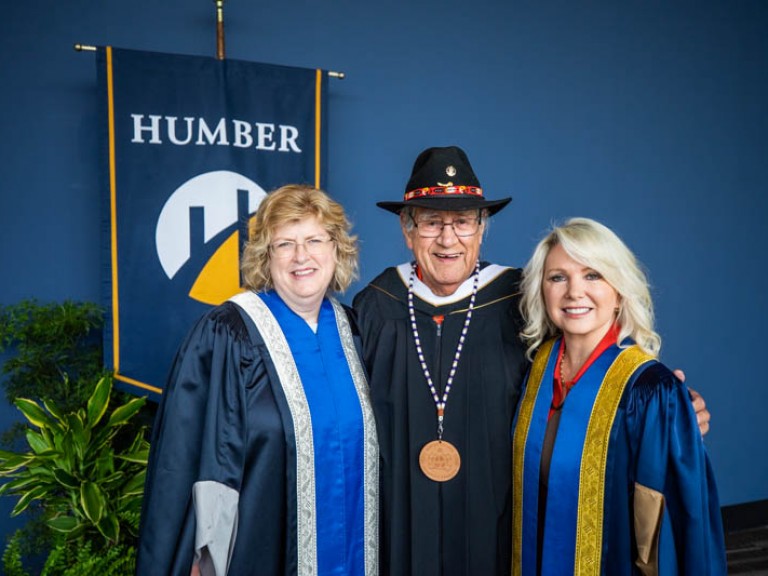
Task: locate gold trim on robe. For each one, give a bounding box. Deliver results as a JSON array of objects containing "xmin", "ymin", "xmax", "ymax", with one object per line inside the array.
[
  {"xmin": 512, "ymin": 340, "xmax": 654, "ymax": 576},
  {"xmin": 511, "ymin": 339, "xmax": 554, "ymax": 576},
  {"xmin": 575, "ymin": 346, "xmax": 654, "ymax": 575}
]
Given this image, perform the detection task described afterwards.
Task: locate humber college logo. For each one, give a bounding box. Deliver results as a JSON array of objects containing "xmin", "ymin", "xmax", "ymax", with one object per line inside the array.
[{"xmin": 155, "ymin": 170, "xmax": 267, "ymax": 306}]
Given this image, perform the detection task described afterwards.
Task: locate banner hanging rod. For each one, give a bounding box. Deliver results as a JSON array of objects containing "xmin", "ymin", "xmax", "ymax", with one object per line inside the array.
[{"xmin": 73, "ymin": 44, "xmax": 345, "ymax": 79}]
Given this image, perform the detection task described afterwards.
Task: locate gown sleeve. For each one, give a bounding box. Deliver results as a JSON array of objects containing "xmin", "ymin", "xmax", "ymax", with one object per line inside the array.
[
  {"xmin": 351, "ymin": 285, "xmax": 385, "ymax": 373},
  {"xmin": 136, "ymin": 303, "xmax": 258, "ymax": 576},
  {"xmin": 626, "ymin": 363, "xmax": 727, "ymax": 575}
]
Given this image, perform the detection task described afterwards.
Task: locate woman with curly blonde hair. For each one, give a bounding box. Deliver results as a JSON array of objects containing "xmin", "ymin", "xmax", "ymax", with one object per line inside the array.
[{"xmin": 139, "ymin": 185, "xmax": 378, "ymax": 576}]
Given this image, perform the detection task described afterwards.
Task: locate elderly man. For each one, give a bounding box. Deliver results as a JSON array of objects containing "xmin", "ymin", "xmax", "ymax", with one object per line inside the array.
[
  {"xmin": 353, "ymin": 146, "xmax": 524, "ymax": 575},
  {"xmin": 353, "ymin": 146, "xmax": 708, "ymax": 576}
]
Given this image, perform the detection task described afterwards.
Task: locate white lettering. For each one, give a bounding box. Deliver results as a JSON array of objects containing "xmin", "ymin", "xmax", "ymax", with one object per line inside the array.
[
  {"xmin": 128, "ymin": 115, "xmax": 301, "ymax": 153},
  {"xmin": 279, "ymin": 125, "xmax": 301, "ymax": 152},
  {"xmin": 255, "ymin": 123, "xmax": 276, "ymax": 150},
  {"xmin": 196, "ymin": 118, "xmax": 230, "ymax": 146},
  {"xmin": 166, "ymin": 117, "xmax": 195, "ymax": 145},
  {"xmin": 232, "ymin": 120, "xmax": 254, "ymax": 148},
  {"xmin": 131, "ymin": 114, "xmax": 162, "ymax": 144}
]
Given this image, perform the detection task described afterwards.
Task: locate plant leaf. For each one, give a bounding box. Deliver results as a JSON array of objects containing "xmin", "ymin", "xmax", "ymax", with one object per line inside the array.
[
  {"xmin": 0, "ymin": 449, "xmax": 25, "ymax": 460},
  {"xmin": 96, "ymin": 513, "xmax": 120, "ymax": 544},
  {"xmin": 0, "ymin": 454, "xmax": 35, "ymax": 475},
  {"xmin": 26, "ymin": 429, "xmax": 52, "ymax": 454},
  {"xmin": 118, "ymin": 448, "xmax": 149, "ymax": 465},
  {"xmin": 0, "ymin": 475, "xmax": 41, "ymax": 495},
  {"xmin": 120, "ymin": 469, "xmax": 147, "ymax": 497},
  {"xmin": 46, "ymin": 515, "xmax": 80, "ymax": 533},
  {"xmin": 86, "ymin": 376, "xmax": 111, "ymax": 427},
  {"xmin": 66, "ymin": 414, "xmax": 89, "ymax": 465},
  {"xmin": 42, "ymin": 398, "xmax": 67, "ymax": 430},
  {"xmin": 107, "ymin": 397, "xmax": 146, "ymax": 428},
  {"xmin": 67, "ymin": 412, "xmax": 86, "ymax": 438},
  {"xmin": 54, "ymin": 430, "xmax": 75, "ymax": 474},
  {"xmin": 14, "ymin": 398, "xmax": 53, "ymax": 429},
  {"xmin": 11, "ymin": 484, "xmax": 51, "ymax": 516},
  {"xmin": 52, "ymin": 468, "xmax": 81, "ymax": 490},
  {"xmin": 93, "ymin": 450, "xmax": 116, "ymax": 480},
  {"xmin": 100, "ymin": 471, "xmax": 125, "ymax": 491},
  {"xmin": 80, "ymin": 481, "xmax": 106, "ymax": 524}
]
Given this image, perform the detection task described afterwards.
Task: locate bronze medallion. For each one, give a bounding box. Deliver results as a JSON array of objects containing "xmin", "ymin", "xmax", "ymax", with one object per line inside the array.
[{"xmin": 419, "ymin": 440, "xmax": 461, "ymax": 482}]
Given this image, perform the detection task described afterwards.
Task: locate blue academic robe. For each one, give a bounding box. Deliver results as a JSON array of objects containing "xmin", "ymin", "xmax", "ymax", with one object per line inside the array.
[
  {"xmin": 511, "ymin": 339, "xmax": 726, "ymax": 575},
  {"xmin": 136, "ymin": 291, "xmax": 378, "ymax": 576}
]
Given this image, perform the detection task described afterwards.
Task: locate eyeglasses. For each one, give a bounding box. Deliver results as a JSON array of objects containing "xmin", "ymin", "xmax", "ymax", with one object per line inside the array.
[
  {"xmin": 412, "ymin": 214, "xmax": 482, "ymax": 238},
  {"xmin": 270, "ymin": 237, "xmax": 335, "ymax": 258}
]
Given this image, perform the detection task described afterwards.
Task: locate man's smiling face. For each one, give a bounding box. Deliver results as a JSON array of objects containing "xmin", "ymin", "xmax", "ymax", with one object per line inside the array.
[{"xmin": 402, "ymin": 208, "xmax": 484, "ymax": 297}]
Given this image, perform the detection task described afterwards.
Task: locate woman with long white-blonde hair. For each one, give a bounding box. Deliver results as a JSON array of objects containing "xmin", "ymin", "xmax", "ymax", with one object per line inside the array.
[{"xmin": 511, "ymin": 217, "xmax": 726, "ymax": 575}]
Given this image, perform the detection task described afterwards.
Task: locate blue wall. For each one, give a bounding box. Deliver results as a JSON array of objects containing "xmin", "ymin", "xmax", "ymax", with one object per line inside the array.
[{"xmin": 1, "ymin": 0, "xmax": 765, "ymax": 524}]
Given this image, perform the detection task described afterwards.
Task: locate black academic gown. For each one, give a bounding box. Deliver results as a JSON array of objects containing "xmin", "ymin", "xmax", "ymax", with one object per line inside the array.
[
  {"xmin": 136, "ymin": 295, "xmax": 378, "ymax": 576},
  {"xmin": 353, "ymin": 262, "xmax": 528, "ymax": 576}
]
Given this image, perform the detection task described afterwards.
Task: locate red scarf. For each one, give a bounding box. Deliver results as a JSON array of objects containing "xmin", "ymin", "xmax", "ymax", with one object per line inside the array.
[{"xmin": 549, "ymin": 324, "xmax": 620, "ymax": 420}]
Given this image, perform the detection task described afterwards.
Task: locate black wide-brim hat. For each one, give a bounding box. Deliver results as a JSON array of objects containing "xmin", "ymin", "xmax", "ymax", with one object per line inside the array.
[{"xmin": 376, "ymin": 145, "xmax": 512, "ymax": 215}]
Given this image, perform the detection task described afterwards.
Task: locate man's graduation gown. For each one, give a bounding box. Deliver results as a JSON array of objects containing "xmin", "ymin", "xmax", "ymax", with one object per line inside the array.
[
  {"xmin": 512, "ymin": 339, "xmax": 726, "ymax": 575},
  {"xmin": 137, "ymin": 291, "xmax": 379, "ymax": 575},
  {"xmin": 353, "ymin": 262, "xmax": 528, "ymax": 576}
]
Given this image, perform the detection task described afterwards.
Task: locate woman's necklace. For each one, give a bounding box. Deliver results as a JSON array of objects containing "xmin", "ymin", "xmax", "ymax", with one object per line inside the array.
[
  {"xmin": 551, "ymin": 347, "xmax": 577, "ymax": 411},
  {"xmin": 560, "ymin": 353, "xmax": 570, "ymax": 383},
  {"xmin": 408, "ymin": 260, "xmax": 480, "ymax": 482}
]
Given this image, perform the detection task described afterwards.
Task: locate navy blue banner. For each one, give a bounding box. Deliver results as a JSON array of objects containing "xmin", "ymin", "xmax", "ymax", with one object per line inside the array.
[{"xmin": 97, "ymin": 47, "xmax": 328, "ymax": 397}]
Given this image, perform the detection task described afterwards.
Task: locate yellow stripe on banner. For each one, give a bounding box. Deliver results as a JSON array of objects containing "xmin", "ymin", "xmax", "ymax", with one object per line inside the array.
[
  {"xmin": 114, "ymin": 374, "xmax": 163, "ymax": 395},
  {"xmin": 575, "ymin": 346, "xmax": 654, "ymax": 575},
  {"xmin": 106, "ymin": 46, "xmax": 121, "ymax": 374},
  {"xmin": 511, "ymin": 339, "xmax": 555, "ymax": 576},
  {"xmin": 315, "ymin": 69, "xmax": 322, "ymax": 188}
]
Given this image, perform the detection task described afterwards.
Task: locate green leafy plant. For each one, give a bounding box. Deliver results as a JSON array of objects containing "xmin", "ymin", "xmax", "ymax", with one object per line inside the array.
[
  {"xmin": 1, "ymin": 530, "xmax": 26, "ymax": 576},
  {"xmin": 0, "ymin": 376, "xmax": 149, "ymax": 573},
  {"xmin": 41, "ymin": 537, "xmax": 137, "ymax": 575},
  {"xmin": 2, "ymin": 528, "xmax": 138, "ymax": 576},
  {"xmin": 0, "ymin": 299, "xmax": 106, "ymax": 413}
]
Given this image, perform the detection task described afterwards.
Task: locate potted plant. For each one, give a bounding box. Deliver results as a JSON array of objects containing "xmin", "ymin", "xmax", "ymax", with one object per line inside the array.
[
  {"xmin": 0, "ymin": 300, "xmax": 152, "ymax": 574},
  {"xmin": 0, "ymin": 376, "xmax": 149, "ymax": 574}
]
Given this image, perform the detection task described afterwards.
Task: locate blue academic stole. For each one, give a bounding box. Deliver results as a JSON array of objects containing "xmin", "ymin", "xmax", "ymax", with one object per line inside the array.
[
  {"xmin": 230, "ymin": 290, "xmax": 378, "ymax": 576},
  {"xmin": 511, "ymin": 339, "xmax": 654, "ymax": 576},
  {"xmin": 260, "ymin": 291, "xmax": 367, "ymax": 576}
]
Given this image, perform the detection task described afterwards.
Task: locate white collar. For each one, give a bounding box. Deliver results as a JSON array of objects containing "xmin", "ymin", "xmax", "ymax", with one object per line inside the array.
[{"xmin": 395, "ymin": 262, "xmax": 511, "ymax": 306}]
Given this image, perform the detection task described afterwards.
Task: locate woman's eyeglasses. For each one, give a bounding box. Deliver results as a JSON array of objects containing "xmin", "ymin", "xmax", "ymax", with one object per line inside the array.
[{"xmin": 269, "ymin": 237, "xmax": 335, "ymax": 258}]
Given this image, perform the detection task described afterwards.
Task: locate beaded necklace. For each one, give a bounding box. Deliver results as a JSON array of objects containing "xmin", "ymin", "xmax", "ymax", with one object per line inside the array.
[{"xmin": 408, "ymin": 261, "xmax": 480, "ymax": 481}]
